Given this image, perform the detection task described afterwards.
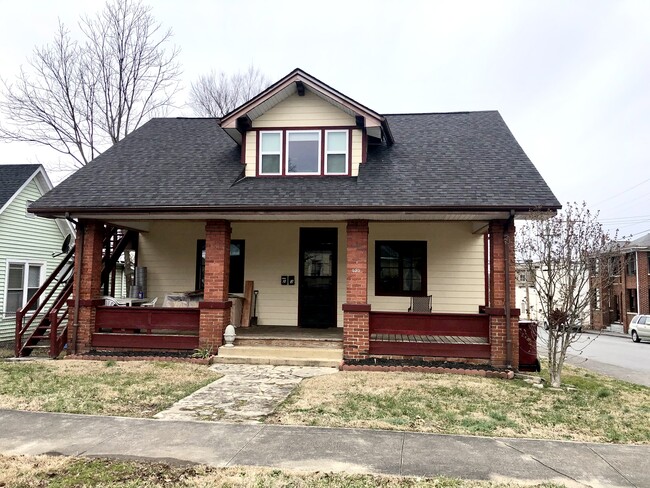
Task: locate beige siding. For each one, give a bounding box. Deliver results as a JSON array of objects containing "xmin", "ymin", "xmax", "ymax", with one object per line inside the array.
[
  {"xmin": 244, "ymin": 132, "xmax": 257, "ymax": 177},
  {"xmin": 368, "ymin": 222, "xmax": 485, "ymax": 313},
  {"xmin": 137, "ymin": 221, "xmax": 205, "ymax": 301},
  {"xmin": 0, "ymin": 180, "xmax": 70, "ymax": 342},
  {"xmin": 351, "ymin": 129, "xmax": 362, "ymax": 176},
  {"xmin": 252, "ymin": 91, "xmax": 354, "ymax": 128}
]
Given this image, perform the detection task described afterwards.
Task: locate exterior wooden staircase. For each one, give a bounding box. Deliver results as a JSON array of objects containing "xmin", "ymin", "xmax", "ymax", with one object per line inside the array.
[{"xmin": 14, "ymin": 227, "xmax": 137, "ymax": 358}]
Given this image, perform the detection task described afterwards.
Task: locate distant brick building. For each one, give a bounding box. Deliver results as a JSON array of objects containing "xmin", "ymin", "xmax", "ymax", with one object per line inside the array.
[{"xmin": 591, "ymin": 234, "xmax": 650, "ymax": 333}]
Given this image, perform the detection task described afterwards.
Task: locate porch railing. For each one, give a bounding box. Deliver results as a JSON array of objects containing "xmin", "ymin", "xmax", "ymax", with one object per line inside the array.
[
  {"xmin": 369, "ymin": 311, "xmax": 490, "ymax": 359},
  {"xmin": 93, "ymin": 307, "xmax": 200, "ymax": 351}
]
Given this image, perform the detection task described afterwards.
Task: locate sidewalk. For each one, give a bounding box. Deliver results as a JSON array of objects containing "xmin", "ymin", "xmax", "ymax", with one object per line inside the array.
[{"xmin": 1, "ymin": 409, "xmax": 648, "ymax": 487}]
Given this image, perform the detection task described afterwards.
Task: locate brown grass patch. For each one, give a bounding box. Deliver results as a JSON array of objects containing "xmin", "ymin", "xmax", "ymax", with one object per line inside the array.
[
  {"xmin": 0, "ymin": 359, "xmax": 220, "ymax": 417},
  {"xmin": 268, "ymin": 366, "xmax": 650, "ymax": 444}
]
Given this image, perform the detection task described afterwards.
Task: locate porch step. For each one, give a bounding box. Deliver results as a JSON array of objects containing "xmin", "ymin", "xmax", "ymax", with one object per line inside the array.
[
  {"xmin": 234, "ymin": 337, "xmax": 342, "ymax": 349},
  {"xmin": 214, "ymin": 345, "xmax": 342, "ymax": 368}
]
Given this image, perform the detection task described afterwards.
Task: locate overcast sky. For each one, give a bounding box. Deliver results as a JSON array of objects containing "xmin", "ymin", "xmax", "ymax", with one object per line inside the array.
[{"xmin": 1, "ymin": 0, "xmax": 648, "ymax": 239}]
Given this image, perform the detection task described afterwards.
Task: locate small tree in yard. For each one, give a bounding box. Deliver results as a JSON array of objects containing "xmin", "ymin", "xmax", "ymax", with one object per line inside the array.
[{"xmin": 516, "ymin": 202, "xmax": 621, "ymax": 387}]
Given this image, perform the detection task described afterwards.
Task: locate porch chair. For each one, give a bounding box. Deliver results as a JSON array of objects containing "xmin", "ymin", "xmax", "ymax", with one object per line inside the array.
[
  {"xmin": 408, "ymin": 295, "xmax": 432, "ymax": 313},
  {"xmin": 103, "ymin": 296, "xmax": 120, "ymax": 306},
  {"xmin": 140, "ymin": 297, "xmax": 158, "ymax": 307}
]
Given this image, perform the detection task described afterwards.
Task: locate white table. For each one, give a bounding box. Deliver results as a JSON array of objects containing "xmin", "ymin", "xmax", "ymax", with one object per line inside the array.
[{"xmin": 115, "ymin": 298, "xmax": 150, "ymax": 306}]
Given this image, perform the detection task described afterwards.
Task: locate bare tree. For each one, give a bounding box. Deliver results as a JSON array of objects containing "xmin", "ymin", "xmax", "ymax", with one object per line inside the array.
[
  {"xmin": 0, "ymin": 0, "xmax": 181, "ymax": 169},
  {"xmin": 516, "ymin": 202, "xmax": 621, "ymax": 387},
  {"xmin": 189, "ymin": 65, "xmax": 270, "ymax": 118}
]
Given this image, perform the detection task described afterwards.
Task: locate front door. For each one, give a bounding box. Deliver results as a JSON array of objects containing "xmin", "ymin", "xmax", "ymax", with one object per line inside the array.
[{"xmin": 298, "ymin": 228, "xmax": 337, "ymax": 328}]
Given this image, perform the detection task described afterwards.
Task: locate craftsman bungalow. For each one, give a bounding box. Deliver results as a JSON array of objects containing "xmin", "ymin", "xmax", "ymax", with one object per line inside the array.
[{"xmin": 23, "ymin": 69, "xmax": 560, "ymax": 369}]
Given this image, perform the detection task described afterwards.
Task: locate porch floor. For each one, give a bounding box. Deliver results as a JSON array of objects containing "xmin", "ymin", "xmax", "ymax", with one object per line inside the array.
[
  {"xmin": 370, "ymin": 334, "xmax": 488, "ymax": 345},
  {"xmin": 235, "ymin": 326, "xmax": 343, "ymax": 341}
]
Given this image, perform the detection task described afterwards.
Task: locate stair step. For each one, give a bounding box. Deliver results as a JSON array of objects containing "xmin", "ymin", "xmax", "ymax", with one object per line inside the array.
[
  {"xmin": 215, "ymin": 344, "xmax": 342, "ymax": 367},
  {"xmin": 234, "ymin": 337, "xmax": 341, "ymax": 349}
]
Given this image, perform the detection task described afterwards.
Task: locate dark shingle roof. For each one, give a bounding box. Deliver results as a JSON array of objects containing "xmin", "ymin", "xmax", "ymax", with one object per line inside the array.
[
  {"xmin": 0, "ymin": 164, "xmax": 41, "ymax": 209},
  {"xmin": 31, "ymin": 112, "xmax": 560, "ymax": 214}
]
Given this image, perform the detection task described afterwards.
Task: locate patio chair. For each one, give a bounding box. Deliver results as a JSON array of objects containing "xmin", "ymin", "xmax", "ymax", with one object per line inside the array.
[
  {"xmin": 140, "ymin": 297, "xmax": 158, "ymax": 307},
  {"xmin": 103, "ymin": 296, "xmax": 120, "ymax": 306},
  {"xmin": 408, "ymin": 295, "xmax": 432, "ymax": 313}
]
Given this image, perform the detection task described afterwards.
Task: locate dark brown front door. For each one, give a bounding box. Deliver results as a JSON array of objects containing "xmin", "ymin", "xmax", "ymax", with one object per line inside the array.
[{"xmin": 298, "ymin": 228, "xmax": 337, "ymax": 328}]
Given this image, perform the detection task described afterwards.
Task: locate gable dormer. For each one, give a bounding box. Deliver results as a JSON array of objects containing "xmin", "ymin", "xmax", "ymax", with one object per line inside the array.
[{"xmin": 219, "ymin": 68, "xmax": 393, "ymax": 178}]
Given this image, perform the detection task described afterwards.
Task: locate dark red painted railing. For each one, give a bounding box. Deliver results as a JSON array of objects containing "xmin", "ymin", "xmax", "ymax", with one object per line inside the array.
[
  {"xmin": 93, "ymin": 307, "xmax": 200, "ymax": 351},
  {"xmin": 369, "ymin": 311, "xmax": 490, "ymax": 359}
]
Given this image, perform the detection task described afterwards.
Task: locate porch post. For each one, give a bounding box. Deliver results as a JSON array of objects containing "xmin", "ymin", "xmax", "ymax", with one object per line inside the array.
[
  {"xmin": 70, "ymin": 221, "xmax": 105, "ymax": 354},
  {"xmin": 198, "ymin": 220, "xmax": 231, "ymax": 351},
  {"xmin": 487, "ymin": 220, "xmax": 519, "ymax": 369},
  {"xmin": 342, "ymin": 219, "xmax": 371, "ymax": 360}
]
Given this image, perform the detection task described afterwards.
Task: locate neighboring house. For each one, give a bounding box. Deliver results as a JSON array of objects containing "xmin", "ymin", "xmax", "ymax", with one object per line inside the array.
[
  {"xmin": 28, "ymin": 68, "xmax": 560, "ymax": 369},
  {"xmin": 591, "ymin": 234, "xmax": 650, "ymax": 333},
  {"xmin": 0, "ymin": 164, "xmax": 74, "ymax": 343}
]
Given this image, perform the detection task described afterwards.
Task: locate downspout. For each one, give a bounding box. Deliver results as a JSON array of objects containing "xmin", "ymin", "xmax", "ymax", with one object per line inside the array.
[
  {"xmin": 66, "ymin": 214, "xmax": 83, "ymax": 356},
  {"xmin": 504, "ymin": 212, "xmax": 515, "ymax": 369}
]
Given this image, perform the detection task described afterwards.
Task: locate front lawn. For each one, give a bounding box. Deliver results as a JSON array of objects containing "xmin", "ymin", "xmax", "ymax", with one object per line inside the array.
[
  {"xmin": 268, "ymin": 364, "xmax": 650, "ymax": 444},
  {"xmin": 0, "ymin": 454, "xmax": 566, "ymax": 487},
  {"xmin": 0, "ymin": 360, "xmax": 219, "ymax": 417}
]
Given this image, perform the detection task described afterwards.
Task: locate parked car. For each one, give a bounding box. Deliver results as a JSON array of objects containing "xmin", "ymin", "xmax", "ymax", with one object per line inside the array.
[
  {"xmin": 630, "ymin": 314, "xmax": 650, "ymax": 343},
  {"xmin": 542, "ymin": 320, "xmax": 583, "ymax": 333}
]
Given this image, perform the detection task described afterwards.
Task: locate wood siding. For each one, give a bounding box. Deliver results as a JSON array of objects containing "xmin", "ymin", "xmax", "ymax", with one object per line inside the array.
[
  {"xmin": 368, "ymin": 222, "xmax": 485, "ymax": 314},
  {"xmin": 0, "ymin": 179, "xmax": 70, "ymax": 342}
]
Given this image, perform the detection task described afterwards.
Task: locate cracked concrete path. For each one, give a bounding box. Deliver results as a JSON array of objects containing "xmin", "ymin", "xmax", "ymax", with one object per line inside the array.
[{"xmin": 154, "ymin": 364, "xmax": 338, "ymax": 423}]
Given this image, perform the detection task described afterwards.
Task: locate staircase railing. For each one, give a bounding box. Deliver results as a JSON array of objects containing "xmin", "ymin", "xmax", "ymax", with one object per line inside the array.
[{"xmin": 15, "ymin": 227, "xmax": 138, "ymax": 358}]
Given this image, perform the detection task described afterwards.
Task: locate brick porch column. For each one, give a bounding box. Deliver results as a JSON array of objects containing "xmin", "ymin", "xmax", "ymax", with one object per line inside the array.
[
  {"xmin": 198, "ymin": 220, "xmax": 231, "ymax": 351},
  {"xmin": 70, "ymin": 222, "xmax": 105, "ymax": 354},
  {"xmin": 342, "ymin": 220, "xmax": 371, "ymax": 360},
  {"xmin": 486, "ymin": 220, "xmax": 519, "ymax": 369}
]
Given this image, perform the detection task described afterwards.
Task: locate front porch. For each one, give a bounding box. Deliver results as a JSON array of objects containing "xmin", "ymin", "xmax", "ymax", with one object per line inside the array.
[{"xmin": 51, "ymin": 217, "xmax": 519, "ymax": 369}]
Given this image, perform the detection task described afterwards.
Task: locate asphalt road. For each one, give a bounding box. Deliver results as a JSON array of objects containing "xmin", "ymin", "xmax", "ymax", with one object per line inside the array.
[{"xmin": 537, "ymin": 328, "xmax": 650, "ymax": 387}]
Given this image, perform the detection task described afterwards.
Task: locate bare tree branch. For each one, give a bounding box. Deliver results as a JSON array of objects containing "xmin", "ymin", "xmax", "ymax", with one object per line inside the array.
[
  {"xmin": 189, "ymin": 65, "xmax": 270, "ymax": 118},
  {"xmin": 0, "ymin": 0, "xmax": 181, "ymax": 169},
  {"xmin": 516, "ymin": 202, "xmax": 624, "ymax": 387}
]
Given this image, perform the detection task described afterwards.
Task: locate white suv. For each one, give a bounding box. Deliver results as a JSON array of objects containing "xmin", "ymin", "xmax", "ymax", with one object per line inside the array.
[{"xmin": 630, "ymin": 314, "xmax": 650, "ymax": 343}]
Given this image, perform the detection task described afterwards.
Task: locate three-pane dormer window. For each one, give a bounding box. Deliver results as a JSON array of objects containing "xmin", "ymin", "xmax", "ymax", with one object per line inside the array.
[{"xmin": 258, "ymin": 129, "xmax": 349, "ymax": 176}]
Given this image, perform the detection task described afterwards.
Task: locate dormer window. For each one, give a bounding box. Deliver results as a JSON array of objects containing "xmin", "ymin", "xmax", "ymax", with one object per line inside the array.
[{"xmin": 258, "ymin": 129, "xmax": 350, "ymax": 176}]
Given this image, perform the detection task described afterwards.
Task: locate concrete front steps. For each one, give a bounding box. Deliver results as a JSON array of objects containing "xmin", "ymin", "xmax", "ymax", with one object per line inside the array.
[
  {"xmin": 213, "ymin": 329, "xmax": 343, "ymax": 367},
  {"xmin": 214, "ymin": 345, "xmax": 342, "ymax": 367}
]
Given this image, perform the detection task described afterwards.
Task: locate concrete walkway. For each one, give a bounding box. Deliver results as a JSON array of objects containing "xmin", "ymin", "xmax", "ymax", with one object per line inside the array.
[
  {"xmin": 155, "ymin": 364, "xmax": 337, "ymax": 422},
  {"xmin": 1, "ymin": 409, "xmax": 648, "ymax": 487}
]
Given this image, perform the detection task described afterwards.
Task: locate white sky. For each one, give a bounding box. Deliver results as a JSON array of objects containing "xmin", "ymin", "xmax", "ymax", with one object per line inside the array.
[{"xmin": 1, "ymin": 0, "xmax": 648, "ymax": 238}]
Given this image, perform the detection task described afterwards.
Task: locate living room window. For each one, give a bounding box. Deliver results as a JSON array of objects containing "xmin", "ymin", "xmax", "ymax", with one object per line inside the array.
[
  {"xmin": 4, "ymin": 261, "xmax": 42, "ymax": 317},
  {"xmin": 196, "ymin": 240, "xmax": 246, "ymax": 293},
  {"xmin": 375, "ymin": 241, "xmax": 427, "ymax": 296}
]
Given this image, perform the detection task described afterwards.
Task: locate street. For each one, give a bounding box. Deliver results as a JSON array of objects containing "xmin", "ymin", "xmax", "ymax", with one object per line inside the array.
[{"xmin": 537, "ymin": 328, "xmax": 650, "ymax": 387}]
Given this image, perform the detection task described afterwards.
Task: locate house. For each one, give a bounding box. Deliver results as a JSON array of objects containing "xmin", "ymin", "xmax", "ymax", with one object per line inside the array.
[
  {"xmin": 0, "ymin": 164, "xmax": 74, "ymax": 344},
  {"xmin": 26, "ymin": 68, "xmax": 560, "ymax": 369},
  {"xmin": 591, "ymin": 234, "xmax": 650, "ymax": 333}
]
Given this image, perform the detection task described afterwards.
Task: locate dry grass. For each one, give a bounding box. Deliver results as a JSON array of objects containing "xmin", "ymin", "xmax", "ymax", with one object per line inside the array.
[
  {"xmin": 268, "ymin": 365, "xmax": 650, "ymax": 444},
  {"xmin": 0, "ymin": 454, "xmax": 566, "ymax": 487},
  {"xmin": 0, "ymin": 360, "xmax": 220, "ymax": 417}
]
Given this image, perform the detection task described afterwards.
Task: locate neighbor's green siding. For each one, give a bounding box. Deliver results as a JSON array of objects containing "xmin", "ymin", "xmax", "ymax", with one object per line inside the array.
[{"xmin": 0, "ymin": 179, "xmax": 69, "ymax": 343}]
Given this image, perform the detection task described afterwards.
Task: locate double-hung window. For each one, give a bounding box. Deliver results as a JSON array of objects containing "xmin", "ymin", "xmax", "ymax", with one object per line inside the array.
[
  {"xmin": 259, "ymin": 131, "xmax": 282, "ymax": 175},
  {"xmin": 4, "ymin": 262, "xmax": 43, "ymax": 316},
  {"xmin": 325, "ymin": 130, "xmax": 348, "ymax": 174}
]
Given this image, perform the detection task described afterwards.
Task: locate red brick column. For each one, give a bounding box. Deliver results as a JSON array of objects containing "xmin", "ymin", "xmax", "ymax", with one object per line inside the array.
[
  {"xmin": 487, "ymin": 220, "xmax": 519, "ymax": 369},
  {"xmin": 343, "ymin": 220, "xmax": 371, "ymax": 360},
  {"xmin": 198, "ymin": 220, "xmax": 231, "ymax": 351},
  {"xmin": 638, "ymin": 251, "xmax": 649, "ymax": 315},
  {"xmin": 70, "ymin": 222, "xmax": 105, "ymax": 354}
]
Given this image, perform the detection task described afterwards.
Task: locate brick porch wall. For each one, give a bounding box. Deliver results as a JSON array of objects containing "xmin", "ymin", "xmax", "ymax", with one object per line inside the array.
[
  {"xmin": 343, "ymin": 220, "xmax": 370, "ymax": 360},
  {"xmin": 198, "ymin": 220, "xmax": 231, "ymax": 350}
]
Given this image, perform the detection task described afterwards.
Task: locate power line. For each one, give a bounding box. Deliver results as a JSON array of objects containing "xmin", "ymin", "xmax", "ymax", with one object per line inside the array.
[{"xmin": 594, "ymin": 176, "xmax": 650, "ymax": 206}]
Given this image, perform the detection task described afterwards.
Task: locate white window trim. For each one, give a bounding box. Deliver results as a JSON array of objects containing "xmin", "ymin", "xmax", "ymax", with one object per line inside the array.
[
  {"xmin": 3, "ymin": 259, "xmax": 45, "ymax": 319},
  {"xmin": 259, "ymin": 131, "xmax": 283, "ymax": 175},
  {"xmin": 285, "ymin": 130, "xmax": 321, "ymax": 175},
  {"xmin": 324, "ymin": 130, "xmax": 349, "ymax": 175}
]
